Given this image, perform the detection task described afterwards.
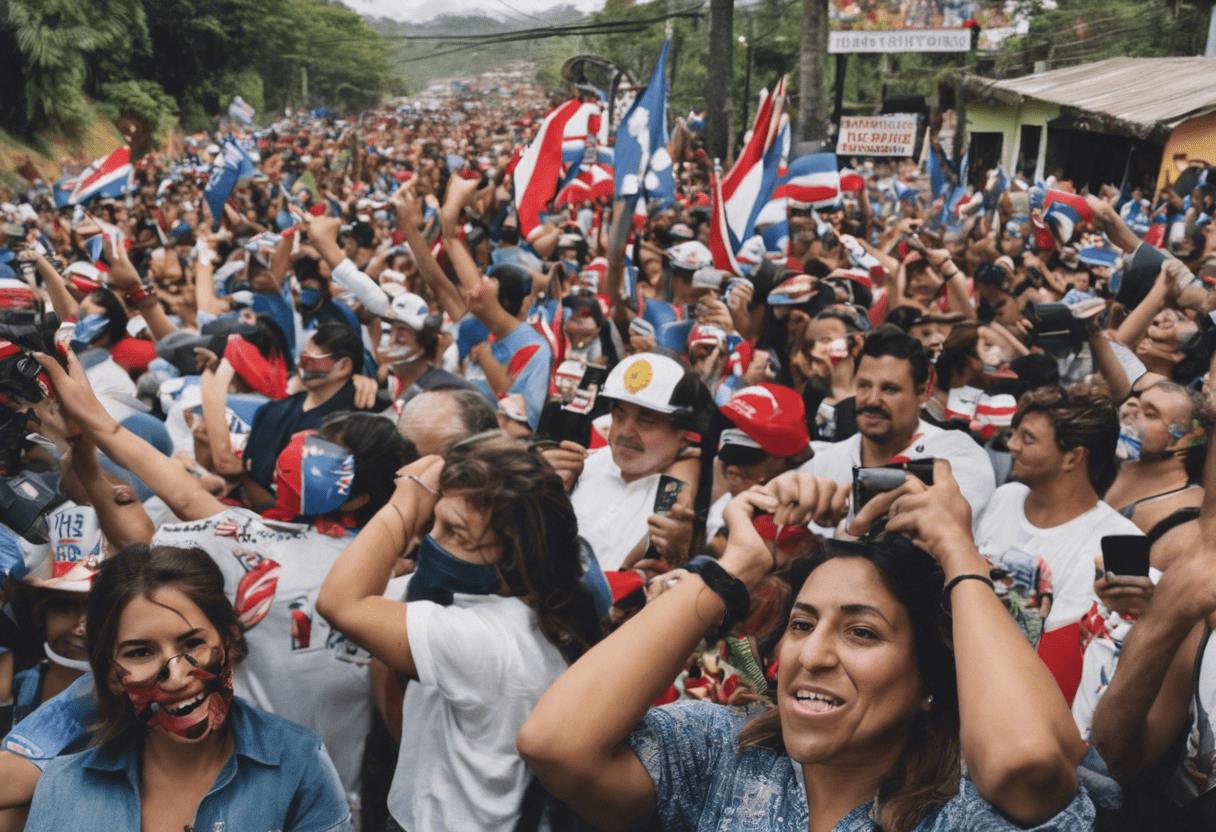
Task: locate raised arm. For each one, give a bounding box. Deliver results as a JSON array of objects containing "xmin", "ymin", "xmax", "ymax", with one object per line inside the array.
[
  {"xmin": 518, "ymin": 473, "xmax": 847, "ymax": 832},
  {"xmin": 32, "ymin": 351, "xmax": 225, "ymax": 522},
  {"xmin": 315, "ymin": 456, "xmax": 443, "ymax": 676},
  {"xmin": 391, "ymin": 185, "xmax": 467, "ymax": 320},
  {"xmin": 882, "ymin": 460, "xmax": 1085, "ymax": 826},
  {"xmin": 102, "ymin": 236, "xmax": 176, "ymax": 342},
  {"xmin": 69, "ymin": 438, "xmax": 156, "ymax": 547},
  {"xmin": 19, "ymin": 250, "xmax": 77, "ymax": 322}
]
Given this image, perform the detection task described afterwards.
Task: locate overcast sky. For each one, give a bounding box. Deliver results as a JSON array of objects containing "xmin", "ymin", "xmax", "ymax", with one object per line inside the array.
[{"xmin": 338, "ymin": 0, "xmax": 604, "ymax": 23}]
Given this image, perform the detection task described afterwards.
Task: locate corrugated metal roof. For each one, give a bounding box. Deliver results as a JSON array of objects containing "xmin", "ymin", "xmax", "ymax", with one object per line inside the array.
[{"xmin": 966, "ymin": 57, "xmax": 1216, "ymax": 131}]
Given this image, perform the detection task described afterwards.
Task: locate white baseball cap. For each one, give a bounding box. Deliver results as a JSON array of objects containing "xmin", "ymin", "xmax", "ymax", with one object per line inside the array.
[
  {"xmin": 386, "ymin": 292, "xmax": 428, "ymax": 329},
  {"xmin": 602, "ymin": 353, "xmax": 692, "ymax": 415},
  {"xmin": 666, "ymin": 241, "xmax": 713, "ymax": 272}
]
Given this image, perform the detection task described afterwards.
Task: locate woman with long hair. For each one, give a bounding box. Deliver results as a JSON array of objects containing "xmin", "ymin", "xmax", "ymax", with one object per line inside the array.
[
  {"xmin": 316, "ymin": 432, "xmax": 603, "ymax": 831},
  {"xmin": 518, "ymin": 461, "xmax": 1093, "ymax": 831},
  {"xmin": 25, "ymin": 543, "xmax": 350, "ymax": 832}
]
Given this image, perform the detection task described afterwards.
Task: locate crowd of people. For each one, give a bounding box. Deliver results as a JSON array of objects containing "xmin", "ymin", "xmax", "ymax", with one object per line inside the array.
[{"xmin": 2, "ymin": 62, "xmax": 1216, "ymax": 832}]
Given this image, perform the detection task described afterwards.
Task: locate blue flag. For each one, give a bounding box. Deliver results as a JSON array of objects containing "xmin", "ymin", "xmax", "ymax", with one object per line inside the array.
[
  {"xmin": 614, "ymin": 41, "xmax": 674, "ymax": 208},
  {"xmin": 204, "ymin": 139, "xmax": 256, "ymax": 231}
]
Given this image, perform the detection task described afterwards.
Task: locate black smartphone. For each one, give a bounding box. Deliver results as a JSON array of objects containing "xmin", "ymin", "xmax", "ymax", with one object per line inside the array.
[
  {"xmin": 852, "ymin": 460, "xmax": 935, "ymax": 512},
  {"xmin": 1101, "ymin": 535, "xmax": 1151, "ymax": 577}
]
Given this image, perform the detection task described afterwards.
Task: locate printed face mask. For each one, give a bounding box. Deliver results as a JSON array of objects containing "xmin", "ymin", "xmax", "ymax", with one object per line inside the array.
[
  {"xmin": 406, "ymin": 534, "xmax": 500, "ymax": 606},
  {"xmin": 116, "ymin": 644, "xmax": 233, "ymax": 741},
  {"xmin": 70, "ymin": 314, "xmax": 108, "ymax": 352},
  {"xmin": 1115, "ymin": 420, "xmax": 1142, "ymax": 461}
]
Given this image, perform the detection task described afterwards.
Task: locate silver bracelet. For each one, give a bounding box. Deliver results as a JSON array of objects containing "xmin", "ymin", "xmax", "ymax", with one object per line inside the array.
[{"xmin": 396, "ymin": 473, "xmax": 438, "ymax": 494}]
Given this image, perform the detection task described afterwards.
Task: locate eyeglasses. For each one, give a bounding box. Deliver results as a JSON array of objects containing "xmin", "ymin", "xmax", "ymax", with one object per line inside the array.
[{"xmin": 114, "ymin": 640, "xmax": 218, "ymax": 688}]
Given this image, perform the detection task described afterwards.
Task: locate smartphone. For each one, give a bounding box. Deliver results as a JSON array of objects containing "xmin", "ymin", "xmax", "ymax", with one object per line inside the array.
[
  {"xmin": 852, "ymin": 460, "xmax": 935, "ymax": 512},
  {"xmin": 1101, "ymin": 535, "xmax": 1151, "ymax": 577},
  {"xmin": 653, "ymin": 475, "xmax": 688, "ymax": 516}
]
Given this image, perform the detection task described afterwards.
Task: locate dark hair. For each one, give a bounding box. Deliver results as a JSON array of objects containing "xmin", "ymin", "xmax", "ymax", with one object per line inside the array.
[
  {"xmin": 248, "ymin": 313, "xmax": 294, "ymax": 373},
  {"xmin": 488, "ymin": 263, "xmax": 532, "ymax": 317},
  {"xmin": 439, "ymin": 434, "xmax": 603, "ymax": 664},
  {"xmin": 738, "ymin": 533, "xmax": 960, "ymax": 831},
  {"xmin": 293, "ymin": 256, "xmax": 325, "ymax": 287},
  {"xmin": 84, "ymin": 288, "xmax": 129, "ymax": 347},
  {"xmin": 317, "ymin": 412, "xmax": 415, "ymax": 526},
  {"xmin": 858, "ymin": 325, "xmax": 931, "ymax": 389},
  {"xmin": 309, "ymin": 322, "xmax": 363, "ymax": 375},
  {"xmin": 86, "ymin": 543, "xmax": 248, "ymax": 750},
  {"xmin": 1013, "ymin": 383, "xmax": 1119, "ymax": 494},
  {"xmin": 449, "ymin": 388, "xmax": 499, "ymax": 435}
]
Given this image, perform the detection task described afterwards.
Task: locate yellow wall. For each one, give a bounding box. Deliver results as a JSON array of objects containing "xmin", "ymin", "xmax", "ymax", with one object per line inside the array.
[
  {"xmin": 966, "ymin": 98, "xmax": 1060, "ymax": 179},
  {"xmin": 1158, "ymin": 111, "xmax": 1216, "ymax": 191}
]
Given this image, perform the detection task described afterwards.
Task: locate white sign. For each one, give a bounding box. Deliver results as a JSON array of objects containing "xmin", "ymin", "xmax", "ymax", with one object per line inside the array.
[
  {"xmin": 836, "ymin": 115, "xmax": 920, "ymax": 157},
  {"xmin": 829, "ymin": 29, "xmax": 971, "ymax": 53}
]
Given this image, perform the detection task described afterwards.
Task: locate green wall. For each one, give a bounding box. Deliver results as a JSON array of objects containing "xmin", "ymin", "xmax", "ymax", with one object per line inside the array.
[{"xmin": 966, "ymin": 98, "xmax": 1060, "ymax": 180}]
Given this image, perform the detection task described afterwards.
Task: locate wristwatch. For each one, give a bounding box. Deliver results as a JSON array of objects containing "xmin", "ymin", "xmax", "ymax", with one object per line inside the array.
[{"xmin": 683, "ymin": 555, "xmax": 752, "ymax": 641}]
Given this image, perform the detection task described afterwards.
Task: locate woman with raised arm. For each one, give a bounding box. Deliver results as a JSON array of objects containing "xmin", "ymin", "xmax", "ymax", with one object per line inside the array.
[
  {"xmin": 517, "ymin": 461, "xmax": 1093, "ymax": 832},
  {"xmin": 316, "ymin": 434, "xmax": 603, "ymax": 832}
]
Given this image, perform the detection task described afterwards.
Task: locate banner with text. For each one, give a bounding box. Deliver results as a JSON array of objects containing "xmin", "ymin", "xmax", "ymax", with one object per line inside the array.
[
  {"xmin": 829, "ymin": 0, "xmax": 1009, "ymax": 54},
  {"xmin": 836, "ymin": 115, "xmax": 919, "ymax": 157}
]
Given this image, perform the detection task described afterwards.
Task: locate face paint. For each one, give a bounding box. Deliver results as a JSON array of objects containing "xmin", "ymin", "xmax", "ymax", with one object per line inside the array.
[
  {"xmin": 298, "ymin": 351, "xmax": 336, "ymax": 382},
  {"xmin": 405, "ymin": 534, "xmax": 500, "ymax": 606},
  {"xmin": 381, "ymin": 344, "xmax": 421, "ymax": 366},
  {"xmin": 70, "ymin": 314, "xmax": 108, "ymax": 352},
  {"xmin": 116, "ymin": 645, "xmax": 233, "ymax": 741},
  {"xmin": 826, "ymin": 338, "xmax": 850, "ymax": 366}
]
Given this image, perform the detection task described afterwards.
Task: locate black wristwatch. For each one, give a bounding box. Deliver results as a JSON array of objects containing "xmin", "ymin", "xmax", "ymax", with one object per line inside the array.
[{"xmin": 683, "ymin": 555, "xmax": 752, "ymax": 641}]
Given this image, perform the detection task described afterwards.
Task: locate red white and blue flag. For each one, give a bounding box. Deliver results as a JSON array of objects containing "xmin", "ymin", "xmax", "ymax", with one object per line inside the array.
[
  {"xmin": 228, "ymin": 95, "xmax": 256, "ymax": 126},
  {"xmin": 709, "ymin": 173, "xmax": 741, "ymax": 274},
  {"xmin": 514, "ymin": 99, "xmax": 599, "ymax": 242},
  {"xmin": 720, "ymin": 77, "xmax": 786, "ymax": 250},
  {"xmin": 555, "ymin": 163, "xmax": 615, "ymax": 206},
  {"xmin": 67, "ymin": 146, "xmax": 134, "ymax": 205}
]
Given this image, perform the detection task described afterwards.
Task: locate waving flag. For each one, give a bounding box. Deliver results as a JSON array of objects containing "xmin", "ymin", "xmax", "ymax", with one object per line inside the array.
[
  {"xmin": 556, "ymin": 164, "xmax": 615, "ymax": 206},
  {"xmin": 514, "ymin": 99, "xmax": 594, "ymax": 242},
  {"xmin": 53, "ymin": 174, "xmax": 80, "ymax": 208},
  {"xmin": 204, "ymin": 139, "xmax": 256, "ymax": 231},
  {"xmin": 780, "ymin": 153, "xmax": 842, "ymax": 209},
  {"xmin": 67, "ymin": 146, "xmax": 134, "ymax": 205},
  {"xmin": 614, "ymin": 40, "xmax": 674, "ymax": 211},
  {"xmin": 720, "ymin": 78, "xmax": 786, "ymax": 249},
  {"xmin": 228, "ymin": 95, "xmax": 256, "ymax": 126},
  {"xmin": 751, "ymin": 120, "xmax": 792, "ymax": 229},
  {"xmin": 709, "ymin": 173, "xmax": 741, "ymax": 274}
]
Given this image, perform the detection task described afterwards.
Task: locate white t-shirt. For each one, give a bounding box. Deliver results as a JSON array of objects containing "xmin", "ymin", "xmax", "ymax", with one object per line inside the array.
[
  {"xmin": 153, "ymin": 508, "xmax": 370, "ymax": 795},
  {"xmin": 972, "ymin": 483, "xmax": 1142, "ymax": 631},
  {"xmin": 569, "ymin": 448, "xmax": 662, "ymax": 571},
  {"xmin": 797, "ymin": 418, "xmax": 997, "ymax": 519},
  {"xmin": 389, "ymin": 593, "xmax": 568, "ymax": 832}
]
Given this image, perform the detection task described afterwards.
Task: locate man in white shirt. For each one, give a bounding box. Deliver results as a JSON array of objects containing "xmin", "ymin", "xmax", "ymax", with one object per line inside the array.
[
  {"xmin": 569, "ymin": 352, "xmax": 712, "ymax": 572},
  {"xmin": 972, "ymin": 384, "xmax": 1141, "ymax": 706},
  {"xmin": 800, "ymin": 326, "xmax": 996, "ymax": 518}
]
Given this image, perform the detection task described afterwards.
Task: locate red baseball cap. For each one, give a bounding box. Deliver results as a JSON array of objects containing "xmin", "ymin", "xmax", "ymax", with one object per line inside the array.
[{"xmin": 720, "ymin": 384, "xmax": 810, "ymax": 458}]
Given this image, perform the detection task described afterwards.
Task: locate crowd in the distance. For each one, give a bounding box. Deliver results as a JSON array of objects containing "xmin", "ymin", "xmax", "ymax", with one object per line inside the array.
[{"xmin": 1, "ymin": 64, "xmax": 1216, "ymax": 832}]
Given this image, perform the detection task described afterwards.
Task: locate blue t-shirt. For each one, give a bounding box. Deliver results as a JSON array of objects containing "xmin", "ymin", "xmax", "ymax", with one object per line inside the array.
[
  {"xmin": 26, "ymin": 698, "xmax": 350, "ymax": 832},
  {"xmin": 627, "ymin": 700, "xmax": 1095, "ymax": 832}
]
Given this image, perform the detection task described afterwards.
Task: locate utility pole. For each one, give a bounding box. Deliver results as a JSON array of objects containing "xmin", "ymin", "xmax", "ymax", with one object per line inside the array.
[
  {"xmin": 705, "ymin": 0, "xmax": 734, "ymax": 163},
  {"xmin": 796, "ymin": 0, "xmax": 829, "ymax": 149}
]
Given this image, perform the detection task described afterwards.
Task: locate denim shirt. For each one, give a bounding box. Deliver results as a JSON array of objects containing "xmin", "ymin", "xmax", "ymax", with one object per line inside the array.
[
  {"xmin": 25, "ymin": 698, "xmax": 351, "ymax": 832},
  {"xmin": 627, "ymin": 700, "xmax": 1095, "ymax": 832},
  {"xmin": 2, "ymin": 673, "xmax": 93, "ymax": 768}
]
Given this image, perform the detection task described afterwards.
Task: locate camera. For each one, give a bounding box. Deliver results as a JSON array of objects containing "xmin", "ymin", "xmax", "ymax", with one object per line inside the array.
[
  {"xmin": 1022, "ymin": 302, "xmax": 1088, "ymax": 360},
  {"xmin": 0, "ymin": 314, "xmax": 68, "ymax": 543}
]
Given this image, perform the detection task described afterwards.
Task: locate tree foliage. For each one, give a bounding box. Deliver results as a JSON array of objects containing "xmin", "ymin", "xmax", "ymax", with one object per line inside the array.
[{"xmin": 0, "ymin": 0, "xmax": 394, "ymax": 142}]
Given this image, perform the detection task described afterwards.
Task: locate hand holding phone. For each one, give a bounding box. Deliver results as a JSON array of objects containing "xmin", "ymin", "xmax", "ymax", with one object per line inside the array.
[{"xmin": 1100, "ymin": 535, "xmax": 1151, "ymax": 577}]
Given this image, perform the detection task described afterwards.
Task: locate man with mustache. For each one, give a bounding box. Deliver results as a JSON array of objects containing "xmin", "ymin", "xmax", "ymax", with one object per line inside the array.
[
  {"xmin": 569, "ymin": 352, "xmax": 712, "ymax": 575},
  {"xmin": 798, "ymin": 326, "xmax": 997, "ymax": 520}
]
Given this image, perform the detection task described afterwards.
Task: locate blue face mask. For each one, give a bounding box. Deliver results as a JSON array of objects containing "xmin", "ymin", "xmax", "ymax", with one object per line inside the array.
[
  {"xmin": 406, "ymin": 534, "xmax": 500, "ymax": 606},
  {"xmin": 299, "ymin": 288, "xmax": 324, "ymax": 311},
  {"xmin": 71, "ymin": 314, "xmax": 109, "ymax": 352}
]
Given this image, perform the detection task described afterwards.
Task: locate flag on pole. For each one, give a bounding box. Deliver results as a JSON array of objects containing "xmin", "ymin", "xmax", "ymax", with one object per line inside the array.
[
  {"xmin": 719, "ymin": 77, "xmax": 787, "ymax": 249},
  {"xmin": 204, "ymin": 139, "xmax": 257, "ymax": 231},
  {"xmin": 709, "ymin": 173, "xmax": 741, "ymax": 274},
  {"xmin": 613, "ymin": 40, "xmax": 674, "ymax": 210},
  {"xmin": 228, "ymin": 96, "xmax": 256, "ymax": 126},
  {"xmin": 779, "ymin": 152, "xmax": 843, "ymax": 209},
  {"xmin": 67, "ymin": 147, "xmax": 134, "ymax": 205},
  {"xmin": 513, "ymin": 99, "xmax": 597, "ymax": 242}
]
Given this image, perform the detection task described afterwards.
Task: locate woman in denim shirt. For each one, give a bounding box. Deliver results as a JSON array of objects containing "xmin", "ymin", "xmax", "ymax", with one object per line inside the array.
[
  {"xmin": 520, "ymin": 461, "xmax": 1095, "ymax": 831},
  {"xmin": 26, "ymin": 543, "xmax": 350, "ymax": 832}
]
